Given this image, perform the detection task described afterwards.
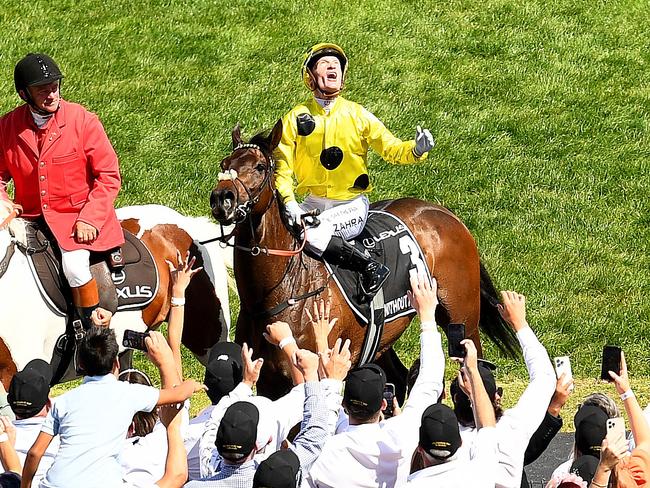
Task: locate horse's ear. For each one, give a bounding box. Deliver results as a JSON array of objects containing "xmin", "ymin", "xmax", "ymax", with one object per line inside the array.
[
  {"xmin": 268, "ymin": 119, "xmax": 283, "ymax": 151},
  {"xmin": 232, "ymin": 123, "xmax": 243, "ymax": 150}
]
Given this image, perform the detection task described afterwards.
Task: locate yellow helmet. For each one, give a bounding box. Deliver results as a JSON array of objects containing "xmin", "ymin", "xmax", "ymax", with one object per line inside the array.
[{"xmin": 301, "ymin": 43, "xmax": 348, "ymax": 92}]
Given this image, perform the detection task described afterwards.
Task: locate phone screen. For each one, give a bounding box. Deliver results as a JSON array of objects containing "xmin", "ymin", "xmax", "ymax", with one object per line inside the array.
[
  {"xmin": 382, "ymin": 383, "xmax": 395, "ymax": 418},
  {"xmin": 601, "ymin": 345, "xmax": 622, "ymax": 381},
  {"xmin": 448, "ymin": 323, "xmax": 466, "ymax": 358},
  {"xmin": 123, "ymin": 330, "xmax": 149, "ymax": 351}
]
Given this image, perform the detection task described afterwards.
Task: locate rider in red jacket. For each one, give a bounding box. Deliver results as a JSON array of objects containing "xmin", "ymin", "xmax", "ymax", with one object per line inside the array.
[{"xmin": 0, "ymin": 53, "xmax": 123, "ymax": 327}]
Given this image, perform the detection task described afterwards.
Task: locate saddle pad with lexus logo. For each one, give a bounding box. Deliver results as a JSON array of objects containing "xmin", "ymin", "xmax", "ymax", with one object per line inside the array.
[
  {"xmin": 26, "ymin": 227, "xmax": 158, "ymax": 314},
  {"xmin": 110, "ymin": 230, "xmax": 158, "ymax": 311},
  {"xmin": 323, "ymin": 210, "xmax": 432, "ymax": 325}
]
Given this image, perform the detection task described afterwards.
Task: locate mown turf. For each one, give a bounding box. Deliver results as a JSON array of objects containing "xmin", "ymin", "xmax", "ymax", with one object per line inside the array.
[{"xmin": 1, "ymin": 0, "xmax": 648, "ymax": 385}]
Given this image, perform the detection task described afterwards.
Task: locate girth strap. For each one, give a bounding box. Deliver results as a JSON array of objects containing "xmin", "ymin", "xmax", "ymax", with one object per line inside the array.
[{"xmin": 254, "ymin": 285, "xmax": 327, "ymax": 320}]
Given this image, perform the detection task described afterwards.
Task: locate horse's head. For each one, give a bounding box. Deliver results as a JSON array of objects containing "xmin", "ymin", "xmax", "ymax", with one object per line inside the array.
[{"xmin": 210, "ymin": 120, "xmax": 283, "ymax": 225}]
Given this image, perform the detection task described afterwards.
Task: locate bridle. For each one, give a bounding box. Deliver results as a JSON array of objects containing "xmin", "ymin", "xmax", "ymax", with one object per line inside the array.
[
  {"xmin": 216, "ymin": 143, "xmax": 276, "ymax": 226},
  {"xmin": 207, "ymin": 143, "xmax": 309, "ymax": 257}
]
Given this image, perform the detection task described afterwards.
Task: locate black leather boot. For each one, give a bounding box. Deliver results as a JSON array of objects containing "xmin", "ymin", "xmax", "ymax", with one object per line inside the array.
[{"xmin": 323, "ymin": 236, "xmax": 390, "ymax": 295}]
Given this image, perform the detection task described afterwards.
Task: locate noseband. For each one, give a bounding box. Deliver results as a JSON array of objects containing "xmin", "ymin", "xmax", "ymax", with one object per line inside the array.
[{"xmin": 217, "ymin": 143, "xmax": 275, "ymax": 224}]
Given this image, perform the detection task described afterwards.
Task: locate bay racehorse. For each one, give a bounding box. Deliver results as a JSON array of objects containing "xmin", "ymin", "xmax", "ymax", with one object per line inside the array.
[
  {"xmin": 210, "ymin": 121, "xmax": 519, "ymax": 401},
  {"xmin": 0, "ymin": 203, "xmax": 232, "ymax": 389}
]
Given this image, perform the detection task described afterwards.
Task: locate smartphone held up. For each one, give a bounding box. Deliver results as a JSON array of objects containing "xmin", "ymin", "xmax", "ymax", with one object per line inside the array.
[
  {"xmin": 601, "ymin": 345, "xmax": 622, "ymax": 382},
  {"xmin": 382, "ymin": 383, "xmax": 396, "ymax": 418},
  {"xmin": 448, "ymin": 323, "xmax": 466, "ymax": 359},
  {"xmin": 123, "ymin": 330, "xmax": 150, "ymax": 351}
]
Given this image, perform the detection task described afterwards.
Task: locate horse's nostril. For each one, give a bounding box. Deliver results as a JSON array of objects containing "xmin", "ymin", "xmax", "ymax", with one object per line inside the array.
[{"xmin": 220, "ymin": 190, "xmax": 235, "ymax": 210}]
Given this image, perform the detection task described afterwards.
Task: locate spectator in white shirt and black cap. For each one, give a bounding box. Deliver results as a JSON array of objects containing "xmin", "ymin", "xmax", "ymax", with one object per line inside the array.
[
  {"xmin": 184, "ymin": 341, "xmax": 244, "ymax": 479},
  {"xmin": 307, "ymin": 273, "xmax": 445, "ymax": 488},
  {"xmin": 451, "ymin": 291, "xmax": 556, "ymax": 488},
  {"xmin": 6, "ymin": 360, "xmax": 59, "ymax": 486},
  {"xmin": 185, "ymin": 401, "xmax": 261, "ymax": 487},
  {"xmin": 407, "ymin": 338, "xmax": 498, "ymax": 487}
]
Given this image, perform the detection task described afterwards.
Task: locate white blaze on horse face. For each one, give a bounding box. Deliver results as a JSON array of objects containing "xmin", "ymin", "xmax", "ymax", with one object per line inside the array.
[{"xmin": 0, "ymin": 220, "xmax": 66, "ymax": 370}]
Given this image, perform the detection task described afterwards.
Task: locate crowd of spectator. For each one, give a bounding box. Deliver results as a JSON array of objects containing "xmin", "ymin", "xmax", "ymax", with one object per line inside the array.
[{"xmin": 0, "ymin": 254, "xmax": 646, "ymax": 488}]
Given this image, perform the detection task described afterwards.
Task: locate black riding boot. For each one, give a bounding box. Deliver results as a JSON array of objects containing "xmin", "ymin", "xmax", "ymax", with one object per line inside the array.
[{"xmin": 323, "ymin": 236, "xmax": 390, "ymax": 296}]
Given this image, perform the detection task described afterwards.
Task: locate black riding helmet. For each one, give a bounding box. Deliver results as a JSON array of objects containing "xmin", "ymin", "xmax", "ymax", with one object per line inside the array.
[{"xmin": 14, "ymin": 53, "xmax": 64, "ymax": 106}]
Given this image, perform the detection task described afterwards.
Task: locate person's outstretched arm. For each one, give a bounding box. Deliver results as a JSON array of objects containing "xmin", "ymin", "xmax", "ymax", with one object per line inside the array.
[
  {"xmin": 401, "ymin": 273, "xmax": 444, "ymax": 416},
  {"xmin": 20, "ymin": 431, "xmax": 53, "ymax": 488},
  {"xmin": 155, "ymin": 404, "xmax": 187, "ymax": 488},
  {"xmin": 165, "ymin": 250, "xmax": 202, "ymax": 379},
  {"xmin": 610, "ymin": 351, "xmax": 650, "ymax": 451}
]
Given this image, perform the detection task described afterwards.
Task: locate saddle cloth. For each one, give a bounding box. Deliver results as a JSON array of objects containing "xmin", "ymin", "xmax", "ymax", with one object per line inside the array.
[
  {"xmin": 23, "ymin": 222, "xmax": 158, "ymax": 316},
  {"xmin": 323, "ymin": 210, "xmax": 432, "ymax": 326}
]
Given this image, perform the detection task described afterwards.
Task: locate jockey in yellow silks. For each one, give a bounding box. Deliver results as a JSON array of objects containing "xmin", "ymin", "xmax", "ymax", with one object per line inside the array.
[{"xmin": 274, "ymin": 43, "xmax": 435, "ymax": 296}]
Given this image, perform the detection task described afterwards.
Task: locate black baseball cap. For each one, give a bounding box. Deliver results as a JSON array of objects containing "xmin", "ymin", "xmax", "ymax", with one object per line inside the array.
[
  {"xmin": 204, "ymin": 341, "xmax": 243, "ymax": 404},
  {"xmin": 0, "ymin": 472, "xmax": 21, "ymax": 488},
  {"xmin": 574, "ymin": 406, "xmax": 608, "ymax": 457},
  {"xmin": 570, "ymin": 454, "xmax": 599, "ymax": 484},
  {"xmin": 343, "ymin": 364, "xmax": 386, "ymax": 415},
  {"xmin": 8, "ymin": 359, "xmax": 52, "ymax": 418},
  {"xmin": 216, "ymin": 401, "xmax": 259, "ymax": 457},
  {"xmin": 419, "ymin": 403, "xmax": 462, "ymax": 459},
  {"xmin": 253, "ymin": 449, "xmax": 301, "ymax": 488}
]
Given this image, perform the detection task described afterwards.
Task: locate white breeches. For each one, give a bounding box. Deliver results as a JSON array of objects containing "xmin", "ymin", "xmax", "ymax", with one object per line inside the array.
[
  {"xmin": 300, "ymin": 195, "xmax": 369, "ymax": 255},
  {"xmin": 59, "ymin": 247, "xmax": 92, "ymax": 287}
]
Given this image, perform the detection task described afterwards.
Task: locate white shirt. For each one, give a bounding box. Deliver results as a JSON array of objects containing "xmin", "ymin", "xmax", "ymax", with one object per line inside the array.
[
  {"xmin": 457, "ymin": 326, "xmax": 556, "ymax": 488},
  {"xmin": 121, "ymin": 406, "xmax": 190, "ymax": 487},
  {"xmin": 14, "ymin": 416, "xmax": 60, "ymax": 487},
  {"xmin": 198, "ymin": 383, "xmax": 305, "ymax": 478},
  {"xmin": 185, "ymin": 404, "xmax": 216, "ymax": 480},
  {"xmin": 40, "ymin": 374, "xmax": 159, "ymax": 488},
  {"xmin": 307, "ymin": 327, "xmax": 444, "ymax": 488},
  {"xmin": 406, "ymin": 427, "xmax": 498, "ymax": 487}
]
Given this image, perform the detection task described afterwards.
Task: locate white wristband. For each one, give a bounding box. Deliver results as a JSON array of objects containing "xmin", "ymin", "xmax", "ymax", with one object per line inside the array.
[
  {"xmin": 620, "ymin": 389, "xmax": 635, "ymax": 401},
  {"xmin": 0, "ymin": 433, "xmax": 8, "ymax": 443},
  {"xmin": 171, "ymin": 297, "xmax": 186, "ymax": 307},
  {"xmin": 278, "ymin": 337, "xmax": 296, "ymax": 350}
]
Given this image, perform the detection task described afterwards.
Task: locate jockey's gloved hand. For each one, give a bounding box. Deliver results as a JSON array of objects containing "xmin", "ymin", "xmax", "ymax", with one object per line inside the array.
[
  {"xmin": 284, "ymin": 200, "xmax": 303, "ymax": 228},
  {"xmin": 413, "ymin": 126, "xmax": 435, "ymax": 157}
]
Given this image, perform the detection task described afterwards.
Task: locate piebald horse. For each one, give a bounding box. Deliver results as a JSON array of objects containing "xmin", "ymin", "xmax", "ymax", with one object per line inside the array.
[
  {"xmin": 0, "ymin": 203, "xmax": 232, "ymax": 388},
  {"xmin": 210, "ymin": 121, "xmax": 519, "ymax": 400}
]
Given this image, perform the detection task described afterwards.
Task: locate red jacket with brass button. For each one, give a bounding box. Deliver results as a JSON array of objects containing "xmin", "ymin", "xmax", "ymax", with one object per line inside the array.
[{"xmin": 0, "ymin": 100, "xmax": 124, "ymax": 251}]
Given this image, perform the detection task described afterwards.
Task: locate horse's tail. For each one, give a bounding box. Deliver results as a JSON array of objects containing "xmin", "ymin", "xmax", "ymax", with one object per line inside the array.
[{"xmin": 479, "ymin": 260, "xmax": 520, "ymax": 357}]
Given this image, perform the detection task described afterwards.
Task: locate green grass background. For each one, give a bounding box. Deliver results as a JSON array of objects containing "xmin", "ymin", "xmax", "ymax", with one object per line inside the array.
[{"xmin": 2, "ymin": 0, "xmax": 649, "ymax": 403}]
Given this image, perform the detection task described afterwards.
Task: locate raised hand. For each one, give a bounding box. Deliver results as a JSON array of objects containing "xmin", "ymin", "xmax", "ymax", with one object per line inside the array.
[
  {"xmin": 242, "ymin": 343, "xmax": 264, "ymax": 388},
  {"xmin": 497, "ymin": 291, "xmax": 527, "ymax": 331},
  {"xmin": 263, "ymin": 321, "xmax": 294, "ymax": 348},
  {"xmin": 293, "ymin": 349, "xmax": 320, "ymax": 382},
  {"xmin": 407, "ymin": 273, "xmax": 438, "ymax": 324},
  {"xmin": 322, "ymin": 338, "xmax": 352, "ymax": 381},
  {"xmin": 306, "ymin": 298, "xmax": 338, "ymax": 353},
  {"xmin": 166, "ymin": 250, "xmax": 202, "ymax": 297}
]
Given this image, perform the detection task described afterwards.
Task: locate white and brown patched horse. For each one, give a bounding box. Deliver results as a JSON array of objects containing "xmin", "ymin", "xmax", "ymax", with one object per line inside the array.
[{"xmin": 0, "ymin": 202, "xmax": 232, "ymax": 388}]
